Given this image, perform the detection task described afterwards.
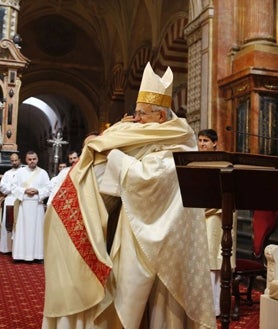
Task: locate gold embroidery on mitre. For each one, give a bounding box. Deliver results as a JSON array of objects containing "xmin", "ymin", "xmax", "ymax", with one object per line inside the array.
[{"xmin": 137, "ymin": 91, "xmax": 172, "ymax": 108}]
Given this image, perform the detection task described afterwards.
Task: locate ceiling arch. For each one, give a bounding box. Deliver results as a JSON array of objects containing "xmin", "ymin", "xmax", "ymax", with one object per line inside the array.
[
  {"xmin": 17, "ymin": 101, "xmax": 51, "ymax": 168},
  {"xmin": 20, "ymin": 79, "xmax": 99, "ymax": 129},
  {"xmin": 9, "ymin": 0, "xmax": 192, "ymax": 170},
  {"xmin": 22, "ymin": 97, "xmax": 60, "ymax": 131}
]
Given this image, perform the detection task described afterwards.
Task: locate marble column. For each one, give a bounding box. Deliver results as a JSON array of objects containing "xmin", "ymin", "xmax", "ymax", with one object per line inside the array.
[{"xmin": 243, "ymin": 0, "xmax": 275, "ymax": 44}]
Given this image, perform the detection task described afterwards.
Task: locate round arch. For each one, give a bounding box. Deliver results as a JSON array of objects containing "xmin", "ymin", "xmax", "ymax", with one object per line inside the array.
[
  {"xmin": 189, "ymin": 0, "xmax": 203, "ymax": 20},
  {"xmin": 20, "ymin": 80, "xmax": 99, "ymax": 132},
  {"xmin": 17, "ymin": 80, "xmax": 99, "ymax": 170}
]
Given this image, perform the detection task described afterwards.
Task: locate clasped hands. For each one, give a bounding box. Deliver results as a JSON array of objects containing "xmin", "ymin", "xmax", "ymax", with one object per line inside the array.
[{"xmin": 25, "ymin": 188, "xmax": 38, "ymax": 196}]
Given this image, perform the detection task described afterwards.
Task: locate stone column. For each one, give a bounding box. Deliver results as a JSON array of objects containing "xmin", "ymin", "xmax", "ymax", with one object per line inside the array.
[
  {"xmin": 232, "ymin": 0, "xmax": 278, "ymax": 74},
  {"xmin": 243, "ymin": 0, "xmax": 275, "ymax": 44}
]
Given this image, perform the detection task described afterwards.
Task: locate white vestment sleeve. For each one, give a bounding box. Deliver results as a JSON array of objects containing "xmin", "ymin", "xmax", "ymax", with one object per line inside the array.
[
  {"xmin": 99, "ymin": 149, "xmax": 135, "ymax": 197},
  {"xmin": 0, "ymin": 171, "xmax": 13, "ymax": 194},
  {"xmin": 37, "ymin": 170, "xmax": 50, "ymax": 201},
  {"xmin": 12, "ymin": 183, "xmax": 25, "ymax": 201}
]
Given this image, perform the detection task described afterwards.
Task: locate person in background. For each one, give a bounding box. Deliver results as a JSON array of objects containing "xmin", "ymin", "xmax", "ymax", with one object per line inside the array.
[
  {"xmin": 198, "ymin": 129, "xmax": 218, "ymax": 151},
  {"xmin": 198, "ymin": 128, "xmax": 237, "ymax": 317},
  {"xmin": 47, "ymin": 161, "xmax": 67, "ymax": 203},
  {"xmin": 42, "ymin": 62, "xmax": 216, "ymax": 329},
  {"xmin": 57, "ymin": 161, "xmax": 67, "ymax": 171},
  {"xmin": 56, "ymin": 150, "xmax": 79, "ymax": 183},
  {"xmin": 67, "ymin": 150, "xmax": 79, "ymax": 167},
  {"xmin": 0, "ymin": 153, "xmax": 21, "ymax": 253},
  {"xmin": 12, "ymin": 150, "xmax": 50, "ymax": 262},
  {"xmin": 49, "ymin": 161, "xmax": 67, "ymax": 190},
  {"xmin": 47, "ymin": 151, "xmax": 79, "ymax": 206}
]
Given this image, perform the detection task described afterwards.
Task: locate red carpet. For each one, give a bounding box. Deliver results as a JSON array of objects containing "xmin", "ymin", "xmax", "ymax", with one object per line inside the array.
[
  {"xmin": 0, "ymin": 252, "xmax": 260, "ymax": 329},
  {"xmin": 217, "ymin": 287, "xmax": 261, "ymax": 329},
  {"xmin": 0, "ymin": 253, "xmax": 44, "ymax": 329}
]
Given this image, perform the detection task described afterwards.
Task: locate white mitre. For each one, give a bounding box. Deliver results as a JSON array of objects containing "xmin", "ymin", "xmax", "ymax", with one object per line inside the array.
[{"xmin": 136, "ymin": 62, "xmax": 173, "ymax": 108}]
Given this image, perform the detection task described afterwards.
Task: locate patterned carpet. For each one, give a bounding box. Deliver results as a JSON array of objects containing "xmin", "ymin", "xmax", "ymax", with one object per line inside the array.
[
  {"xmin": 217, "ymin": 287, "xmax": 261, "ymax": 329},
  {"xmin": 0, "ymin": 252, "xmax": 260, "ymax": 329},
  {"xmin": 0, "ymin": 253, "xmax": 44, "ymax": 329}
]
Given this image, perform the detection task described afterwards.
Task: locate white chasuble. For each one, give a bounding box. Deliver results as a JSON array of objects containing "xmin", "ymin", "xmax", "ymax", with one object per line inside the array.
[{"xmin": 100, "ymin": 149, "xmax": 216, "ymax": 329}]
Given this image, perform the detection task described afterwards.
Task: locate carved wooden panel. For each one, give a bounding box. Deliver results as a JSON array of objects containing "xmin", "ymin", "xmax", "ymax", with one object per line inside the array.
[
  {"xmin": 219, "ymin": 70, "xmax": 278, "ymax": 154},
  {"xmin": 259, "ymin": 95, "xmax": 278, "ymax": 155},
  {"xmin": 236, "ymin": 96, "xmax": 250, "ymax": 152}
]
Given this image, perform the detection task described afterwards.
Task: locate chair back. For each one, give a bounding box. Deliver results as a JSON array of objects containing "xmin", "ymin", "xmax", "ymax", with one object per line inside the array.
[{"xmin": 253, "ymin": 210, "xmax": 278, "ymax": 259}]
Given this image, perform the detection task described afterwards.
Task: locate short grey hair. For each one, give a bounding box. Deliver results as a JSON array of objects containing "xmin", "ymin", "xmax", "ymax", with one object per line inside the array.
[{"xmin": 151, "ymin": 105, "xmax": 173, "ymax": 121}]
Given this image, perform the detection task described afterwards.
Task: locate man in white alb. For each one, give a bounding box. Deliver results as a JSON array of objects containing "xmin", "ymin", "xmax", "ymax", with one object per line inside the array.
[{"xmin": 12, "ymin": 150, "xmax": 50, "ymax": 262}]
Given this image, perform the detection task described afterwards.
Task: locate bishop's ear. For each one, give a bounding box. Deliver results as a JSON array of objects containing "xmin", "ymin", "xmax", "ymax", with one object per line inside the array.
[{"xmin": 159, "ymin": 110, "xmax": 167, "ymax": 123}]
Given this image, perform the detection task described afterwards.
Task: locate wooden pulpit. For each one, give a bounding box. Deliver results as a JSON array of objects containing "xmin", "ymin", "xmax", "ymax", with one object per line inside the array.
[{"xmin": 173, "ymin": 151, "xmax": 278, "ymax": 329}]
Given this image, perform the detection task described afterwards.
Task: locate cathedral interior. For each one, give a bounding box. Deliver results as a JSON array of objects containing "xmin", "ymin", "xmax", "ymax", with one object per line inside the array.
[
  {"xmin": 0, "ymin": 1, "xmax": 278, "ymax": 325},
  {"xmin": 2, "ymin": 0, "xmax": 197, "ymax": 173},
  {"xmin": 0, "ymin": 0, "xmax": 278, "ymax": 175}
]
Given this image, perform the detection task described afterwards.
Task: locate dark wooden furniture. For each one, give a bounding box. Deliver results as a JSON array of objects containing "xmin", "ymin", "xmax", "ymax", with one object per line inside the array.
[
  {"xmin": 173, "ymin": 151, "xmax": 278, "ymax": 329},
  {"xmin": 232, "ymin": 210, "xmax": 278, "ymax": 320},
  {"xmin": 219, "ymin": 69, "xmax": 278, "ymax": 154}
]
